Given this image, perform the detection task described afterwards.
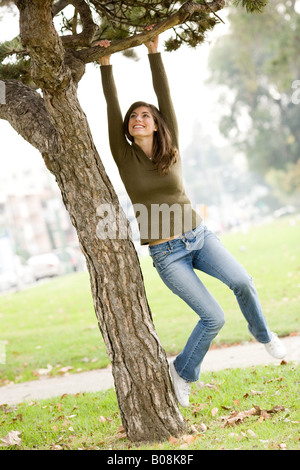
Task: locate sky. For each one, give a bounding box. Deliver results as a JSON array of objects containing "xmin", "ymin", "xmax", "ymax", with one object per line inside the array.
[{"xmin": 0, "ymin": 5, "xmax": 229, "ymax": 191}]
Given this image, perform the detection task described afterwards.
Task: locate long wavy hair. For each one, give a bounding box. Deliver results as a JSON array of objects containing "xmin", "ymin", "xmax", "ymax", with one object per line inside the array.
[{"xmin": 123, "ymin": 101, "xmax": 178, "ymax": 176}]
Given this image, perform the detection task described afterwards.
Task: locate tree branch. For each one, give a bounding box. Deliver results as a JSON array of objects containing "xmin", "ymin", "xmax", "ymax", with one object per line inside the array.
[
  {"xmin": 60, "ymin": 0, "xmax": 98, "ymax": 48},
  {"xmin": 52, "ymin": 0, "xmax": 70, "ymax": 16},
  {"xmin": 0, "ymin": 79, "xmax": 59, "ymax": 158},
  {"xmin": 15, "ymin": 0, "xmax": 72, "ymax": 91},
  {"xmin": 76, "ymin": 0, "xmax": 226, "ymax": 64}
]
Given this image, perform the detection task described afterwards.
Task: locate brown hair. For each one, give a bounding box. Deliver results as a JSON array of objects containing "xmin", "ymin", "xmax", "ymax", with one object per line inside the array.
[{"xmin": 123, "ymin": 101, "xmax": 178, "ymax": 176}]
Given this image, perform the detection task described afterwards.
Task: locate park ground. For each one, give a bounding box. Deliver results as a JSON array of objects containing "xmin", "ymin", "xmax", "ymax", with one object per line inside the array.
[{"xmin": 0, "ymin": 215, "xmax": 299, "ymax": 450}]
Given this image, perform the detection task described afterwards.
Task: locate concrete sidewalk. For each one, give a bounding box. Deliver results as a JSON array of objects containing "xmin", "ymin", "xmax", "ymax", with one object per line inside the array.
[{"xmin": 0, "ymin": 336, "xmax": 299, "ymax": 406}]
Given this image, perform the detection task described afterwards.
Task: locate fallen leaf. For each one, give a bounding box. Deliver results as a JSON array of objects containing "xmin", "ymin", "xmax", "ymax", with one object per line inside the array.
[
  {"xmin": 169, "ymin": 436, "xmax": 179, "ymax": 445},
  {"xmin": 115, "ymin": 424, "xmax": 127, "ymax": 440},
  {"xmin": 192, "ymin": 403, "xmax": 208, "ymax": 416},
  {"xmin": 35, "ymin": 364, "xmax": 53, "ymax": 376},
  {"xmin": 211, "ymin": 407, "xmax": 219, "ymax": 417},
  {"xmin": 57, "ymin": 366, "xmax": 73, "ymax": 374},
  {"xmin": 279, "ymin": 443, "xmax": 287, "ymax": 449},
  {"xmin": 117, "ymin": 424, "xmax": 125, "ymax": 433},
  {"xmin": 266, "ymin": 377, "xmax": 283, "ymax": 384},
  {"xmin": 247, "ymin": 429, "xmax": 257, "ymax": 438},
  {"xmin": 0, "ymin": 404, "xmax": 17, "ymax": 414},
  {"xmin": 196, "ymin": 382, "xmax": 218, "ymax": 391},
  {"xmin": 198, "ymin": 423, "xmax": 207, "ymax": 432},
  {"xmin": 51, "ymin": 444, "xmax": 63, "ymax": 450},
  {"xmin": 179, "ymin": 443, "xmax": 188, "ymax": 449},
  {"xmin": 12, "ymin": 413, "xmax": 23, "ymax": 422},
  {"xmin": 221, "ymin": 405, "xmax": 285, "ymax": 427},
  {"xmin": 259, "ymin": 439, "xmax": 269, "ymax": 444},
  {"xmin": 260, "ymin": 410, "xmax": 271, "ymax": 421},
  {"xmin": 268, "ymin": 405, "xmax": 285, "ymax": 414},
  {"xmin": 181, "ymin": 434, "xmax": 197, "ymax": 444},
  {"xmin": 0, "ymin": 430, "xmax": 22, "ymax": 447}
]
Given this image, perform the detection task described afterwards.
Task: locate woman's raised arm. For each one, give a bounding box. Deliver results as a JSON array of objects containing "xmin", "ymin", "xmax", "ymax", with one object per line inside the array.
[
  {"xmin": 144, "ymin": 30, "xmax": 179, "ymax": 149},
  {"xmin": 95, "ymin": 40, "xmax": 128, "ymax": 167}
]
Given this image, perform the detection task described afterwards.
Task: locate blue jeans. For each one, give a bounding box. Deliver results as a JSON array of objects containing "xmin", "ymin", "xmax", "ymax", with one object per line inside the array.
[{"xmin": 148, "ymin": 224, "xmax": 272, "ymax": 382}]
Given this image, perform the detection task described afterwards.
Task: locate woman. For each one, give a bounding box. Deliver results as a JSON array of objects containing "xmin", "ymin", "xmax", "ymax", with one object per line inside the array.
[{"xmin": 97, "ymin": 34, "xmax": 286, "ymax": 408}]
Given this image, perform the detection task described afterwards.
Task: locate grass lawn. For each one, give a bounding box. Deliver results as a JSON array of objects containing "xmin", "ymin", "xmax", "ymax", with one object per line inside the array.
[
  {"xmin": 0, "ymin": 363, "xmax": 299, "ymax": 450},
  {"xmin": 0, "ymin": 215, "xmax": 299, "ymax": 385},
  {"xmin": 0, "ymin": 215, "xmax": 299, "ymax": 451}
]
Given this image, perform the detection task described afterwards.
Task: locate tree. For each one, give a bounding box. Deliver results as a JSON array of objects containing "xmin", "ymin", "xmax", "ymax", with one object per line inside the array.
[
  {"xmin": 207, "ymin": 0, "xmax": 300, "ymax": 193},
  {"xmin": 0, "ymin": 0, "xmax": 264, "ymax": 443}
]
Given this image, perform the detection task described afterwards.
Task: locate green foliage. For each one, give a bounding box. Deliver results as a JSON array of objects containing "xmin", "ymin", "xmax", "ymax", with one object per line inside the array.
[
  {"xmin": 207, "ymin": 0, "xmax": 300, "ymax": 191},
  {"xmin": 0, "ymin": 0, "xmax": 273, "ymax": 85},
  {"xmin": 0, "ymin": 58, "xmax": 33, "ymax": 84},
  {"xmin": 0, "ymin": 0, "xmax": 227, "ymax": 83},
  {"xmin": 0, "ymin": 1, "xmax": 272, "ymax": 72},
  {"xmin": 0, "ymin": 36, "xmax": 34, "ymax": 84},
  {"xmin": 89, "ymin": 0, "xmax": 221, "ymax": 49},
  {"xmin": 0, "ymin": 36, "xmax": 22, "ymax": 61},
  {"xmin": 231, "ymin": 0, "xmax": 268, "ymax": 13},
  {"xmin": 266, "ymin": 160, "xmax": 300, "ymax": 195}
]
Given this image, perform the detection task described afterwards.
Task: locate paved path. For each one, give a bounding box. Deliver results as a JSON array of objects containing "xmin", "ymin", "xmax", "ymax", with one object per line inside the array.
[{"xmin": 0, "ymin": 336, "xmax": 299, "ymax": 405}]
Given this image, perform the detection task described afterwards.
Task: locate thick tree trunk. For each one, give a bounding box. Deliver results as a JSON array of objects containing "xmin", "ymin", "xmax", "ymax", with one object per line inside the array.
[
  {"xmin": 3, "ymin": 0, "xmax": 187, "ymax": 443},
  {"xmin": 43, "ymin": 85, "xmax": 187, "ymax": 442},
  {"xmin": 50, "ymin": 89, "xmax": 188, "ymax": 441}
]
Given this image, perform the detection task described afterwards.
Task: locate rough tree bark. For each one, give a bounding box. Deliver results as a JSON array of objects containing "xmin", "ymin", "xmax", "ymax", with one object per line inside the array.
[
  {"xmin": 0, "ymin": 0, "xmax": 224, "ymax": 442},
  {"xmin": 5, "ymin": 0, "xmax": 186, "ymax": 442}
]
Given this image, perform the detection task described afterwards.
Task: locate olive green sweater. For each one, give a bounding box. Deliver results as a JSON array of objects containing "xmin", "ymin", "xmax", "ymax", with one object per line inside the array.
[{"xmin": 100, "ymin": 53, "xmax": 201, "ymax": 245}]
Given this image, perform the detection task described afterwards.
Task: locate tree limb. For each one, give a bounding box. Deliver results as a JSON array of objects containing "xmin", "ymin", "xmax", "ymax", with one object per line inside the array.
[
  {"xmin": 75, "ymin": 0, "xmax": 226, "ymax": 64},
  {"xmin": 52, "ymin": 0, "xmax": 70, "ymax": 16},
  {"xmin": 61, "ymin": 0, "xmax": 98, "ymax": 48},
  {"xmin": 11, "ymin": 0, "xmax": 225, "ymax": 88},
  {"xmin": 15, "ymin": 0, "xmax": 72, "ymax": 91},
  {"xmin": 0, "ymin": 79, "xmax": 59, "ymax": 158}
]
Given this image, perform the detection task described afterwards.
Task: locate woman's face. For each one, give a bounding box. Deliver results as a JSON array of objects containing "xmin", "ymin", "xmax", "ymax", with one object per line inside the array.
[{"xmin": 128, "ymin": 106, "xmax": 157, "ymax": 140}]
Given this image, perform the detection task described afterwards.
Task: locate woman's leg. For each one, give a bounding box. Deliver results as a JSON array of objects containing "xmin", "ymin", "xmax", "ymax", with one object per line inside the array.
[
  {"xmin": 192, "ymin": 228, "xmax": 272, "ymax": 344},
  {"xmin": 149, "ymin": 241, "xmax": 225, "ymax": 382}
]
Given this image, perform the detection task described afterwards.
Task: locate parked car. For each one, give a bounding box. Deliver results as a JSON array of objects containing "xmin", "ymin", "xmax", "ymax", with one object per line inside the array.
[
  {"xmin": 53, "ymin": 247, "xmax": 86, "ymax": 273},
  {"xmin": 0, "ymin": 268, "xmax": 17, "ymax": 292},
  {"xmin": 27, "ymin": 253, "xmax": 64, "ymax": 281},
  {"xmin": 274, "ymin": 205, "xmax": 296, "ymax": 218},
  {"xmin": 0, "ymin": 256, "xmax": 35, "ymax": 292}
]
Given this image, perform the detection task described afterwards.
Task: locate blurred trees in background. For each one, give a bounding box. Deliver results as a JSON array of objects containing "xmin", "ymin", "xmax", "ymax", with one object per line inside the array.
[{"xmin": 207, "ymin": 0, "xmax": 300, "ymax": 196}]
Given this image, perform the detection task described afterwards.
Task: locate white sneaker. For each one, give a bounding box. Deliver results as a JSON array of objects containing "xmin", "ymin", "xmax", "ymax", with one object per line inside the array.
[
  {"xmin": 264, "ymin": 332, "xmax": 287, "ymax": 359},
  {"xmin": 170, "ymin": 361, "xmax": 191, "ymax": 408}
]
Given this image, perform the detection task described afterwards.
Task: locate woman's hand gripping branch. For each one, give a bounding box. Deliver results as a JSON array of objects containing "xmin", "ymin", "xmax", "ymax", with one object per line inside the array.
[
  {"xmin": 95, "ymin": 25, "xmax": 158, "ymax": 65},
  {"xmin": 144, "ymin": 24, "xmax": 159, "ymax": 54},
  {"xmin": 94, "ymin": 39, "xmax": 111, "ymax": 65}
]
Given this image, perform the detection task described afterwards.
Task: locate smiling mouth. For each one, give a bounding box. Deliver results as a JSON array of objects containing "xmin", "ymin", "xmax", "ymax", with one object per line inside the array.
[{"xmin": 133, "ymin": 125, "xmax": 145, "ymax": 129}]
